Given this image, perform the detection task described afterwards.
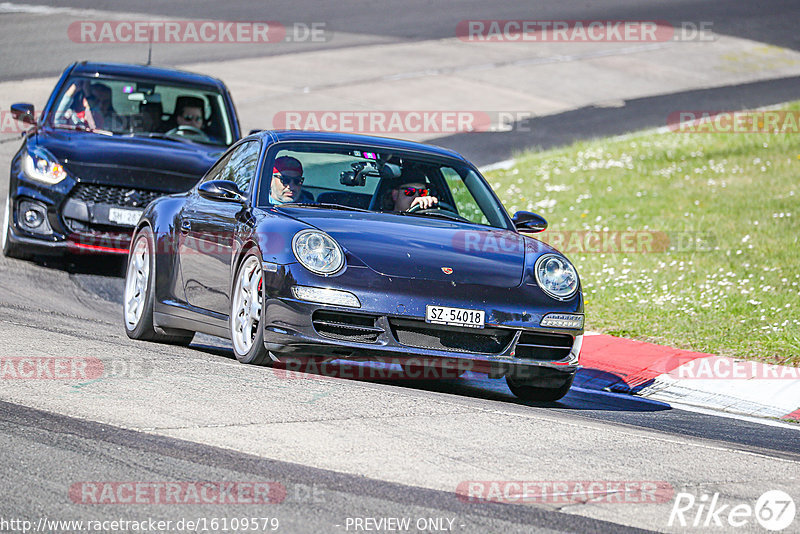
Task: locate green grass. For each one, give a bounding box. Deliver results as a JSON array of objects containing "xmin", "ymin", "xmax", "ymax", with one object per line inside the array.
[{"xmin": 485, "ymin": 102, "xmax": 800, "ymax": 365}]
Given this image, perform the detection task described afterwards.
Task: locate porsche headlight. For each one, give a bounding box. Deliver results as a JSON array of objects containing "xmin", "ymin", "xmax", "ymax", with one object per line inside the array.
[
  {"xmin": 292, "ymin": 229, "xmax": 344, "ymax": 275},
  {"xmin": 22, "ymin": 147, "xmax": 67, "ymax": 185},
  {"xmin": 534, "ymin": 254, "xmax": 579, "ymax": 300}
]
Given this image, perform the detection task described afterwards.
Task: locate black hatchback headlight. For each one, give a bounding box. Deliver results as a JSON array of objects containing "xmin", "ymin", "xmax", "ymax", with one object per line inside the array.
[{"xmin": 22, "ymin": 147, "xmax": 68, "ymax": 185}]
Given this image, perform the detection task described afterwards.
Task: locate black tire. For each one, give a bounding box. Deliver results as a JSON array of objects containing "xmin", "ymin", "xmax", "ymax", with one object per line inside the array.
[
  {"xmin": 230, "ymin": 250, "xmax": 272, "ymax": 366},
  {"xmin": 123, "ymin": 226, "xmax": 194, "ymax": 345},
  {"xmin": 2, "ymin": 195, "xmax": 27, "ymax": 260},
  {"xmin": 506, "ymin": 373, "xmax": 574, "ymax": 402}
]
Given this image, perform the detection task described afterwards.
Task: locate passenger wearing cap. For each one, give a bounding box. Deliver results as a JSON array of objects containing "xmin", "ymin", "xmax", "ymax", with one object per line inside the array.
[{"xmin": 270, "ymin": 156, "xmax": 305, "ymax": 205}]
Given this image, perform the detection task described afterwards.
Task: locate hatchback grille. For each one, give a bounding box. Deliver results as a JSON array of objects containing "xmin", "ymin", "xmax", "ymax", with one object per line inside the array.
[
  {"xmin": 388, "ymin": 318, "xmax": 514, "ymax": 354},
  {"xmin": 514, "ymin": 331, "xmax": 574, "ymax": 361},
  {"xmin": 71, "ymin": 184, "xmax": 163, "ymax": 208},
  {"xmin": 312, "ymin": 311, "xmax": 384, "ymax": 343}
]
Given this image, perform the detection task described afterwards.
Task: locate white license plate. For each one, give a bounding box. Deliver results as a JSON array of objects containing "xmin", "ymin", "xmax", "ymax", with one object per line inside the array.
[
  {"xmin": 108, "ymin": 208, "xmax": 143, "ymax": 227},
  {"xmin": 426, "ymin": 305, "xmax": 485, "ymax": 329}
]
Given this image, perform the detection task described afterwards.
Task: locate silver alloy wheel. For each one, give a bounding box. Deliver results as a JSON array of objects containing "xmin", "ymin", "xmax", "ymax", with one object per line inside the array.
[
  {"xmin": 1, "ymin": 196, "xmax": 10, "ymax": 252},
  {"xmin": 231, "ymin": 256, "xmax": 263, "ymax": 355},
  {"xmin": 124, "ymin": 235, "xmax": 150, "ymax": 329}
]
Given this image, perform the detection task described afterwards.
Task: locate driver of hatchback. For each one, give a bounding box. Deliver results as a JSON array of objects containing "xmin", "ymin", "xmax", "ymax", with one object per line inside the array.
[{"xmin": 174, "ymin": 96, "xmax": 205, "ymax": 130}]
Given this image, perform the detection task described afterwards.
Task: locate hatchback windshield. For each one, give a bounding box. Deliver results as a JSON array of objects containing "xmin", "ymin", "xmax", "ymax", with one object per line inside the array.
[
  {"xmin": 257, "ymin": 143, "xmax": 512, "ymax": 230},
  {"xmin": 50, "ymin": 75, "xmax": 234, "ymax": 146}
]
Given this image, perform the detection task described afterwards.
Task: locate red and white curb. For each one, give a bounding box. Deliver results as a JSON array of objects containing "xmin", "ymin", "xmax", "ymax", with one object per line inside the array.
[{"xmin": 577, "ymin": 333, "xmax": 800, "ymax": 422}]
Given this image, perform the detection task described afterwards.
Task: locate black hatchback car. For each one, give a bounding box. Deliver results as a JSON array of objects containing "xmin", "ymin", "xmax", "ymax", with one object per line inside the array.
[{"xmin": 2, "ymin": 61, "xmax": 240, "ymax": 258}]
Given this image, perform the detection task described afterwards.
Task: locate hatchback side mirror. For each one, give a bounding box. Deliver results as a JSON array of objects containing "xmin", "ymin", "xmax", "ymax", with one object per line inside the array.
[
  {"xmin": 11, "ymin": 103, "xmax": 36, "ymax": 125},
  {"xmin": 512, "ymin": 211, "xmax": 548, "ymax": 233},
  {"xmin": 198, "ymin": 180, "xmax": 247, "ymax": 204}
]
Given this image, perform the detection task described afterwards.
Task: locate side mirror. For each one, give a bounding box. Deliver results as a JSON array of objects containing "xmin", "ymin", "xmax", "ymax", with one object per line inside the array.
[
  {"xmin": 11, "ymin": 103, "xmax": 36, "ymax": 125},
  {"xmin": 512, "ymin": 211, "xmax": 548, "ymax": 233},
  {"xmin": 198, "ymin": 180, "xmax": 247, "ymax": 204}
]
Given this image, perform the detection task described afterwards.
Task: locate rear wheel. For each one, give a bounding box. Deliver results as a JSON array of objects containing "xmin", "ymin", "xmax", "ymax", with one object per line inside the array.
[
  {"xmin": 506, "ymin": 373, "xmax": 574, "ymax": 402},
  {"xmin": 123, "ymin": 226, "xmax": 194, "ymax": 344},
  {"xmin": 230, "ymin": 251, "xmax": 272, "ymax": 365}
]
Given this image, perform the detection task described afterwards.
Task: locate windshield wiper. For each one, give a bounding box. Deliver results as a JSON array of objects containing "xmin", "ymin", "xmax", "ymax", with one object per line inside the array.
[
  {"xmin": 132, "ymin": 132, "xmax": 194, "ymax": 144},
  {"xmin": 402, "ymin": 210, "xmax": 467, "ymax": 222},
  {"xmin": 286, "ymin": 202, "xmax": 369, "ymax": 212},
  {"xmin": 53, "ymin": 123, "xmax": 89, "ymax": 131}
]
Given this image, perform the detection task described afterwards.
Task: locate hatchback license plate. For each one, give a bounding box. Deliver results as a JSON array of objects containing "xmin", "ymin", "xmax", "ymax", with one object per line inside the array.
[
  {"xmin": 108, "ymin": 208, "xmax": 143, "ymax": 227},
  {"xmin": 426, "ymin": 305, "xmax": 485, "ymax": 329}
]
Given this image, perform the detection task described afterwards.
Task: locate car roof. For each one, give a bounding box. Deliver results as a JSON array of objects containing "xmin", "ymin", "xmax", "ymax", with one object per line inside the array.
[
  {"xmin": 69, "ymin": 61, "xmax": 227, "ymax": 91},
  {"xmin": 254, "ymin": 130, "xmax": 469, "ymax": 162}
]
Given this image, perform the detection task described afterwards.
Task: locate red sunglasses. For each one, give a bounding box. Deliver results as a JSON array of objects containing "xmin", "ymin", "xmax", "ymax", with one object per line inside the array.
[{"xmin": 401, "ymin": 187, "xmax": 431, "ymax": 197}]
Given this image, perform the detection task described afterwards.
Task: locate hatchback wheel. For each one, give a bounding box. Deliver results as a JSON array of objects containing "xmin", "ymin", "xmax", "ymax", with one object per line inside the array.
[{"xmin": 2, "ymin": 196, "xmax": 25, "ymax": 259}]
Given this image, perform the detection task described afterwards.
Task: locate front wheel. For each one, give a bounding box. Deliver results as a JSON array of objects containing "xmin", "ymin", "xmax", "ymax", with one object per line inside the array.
[
  {"xmin": 230, "ymin": 251, "xmax": 271, "ymax": 365},
  {"xmin": 123, "ymin": 226, "xmax": 194, "ymax": 344},
  {"xmin": 506, "ymin": 373, "xmax": 574, "ymax": 402},
  {"xmin": 2, "ymin": 195, "xmax": 26, "ymax": 260}
]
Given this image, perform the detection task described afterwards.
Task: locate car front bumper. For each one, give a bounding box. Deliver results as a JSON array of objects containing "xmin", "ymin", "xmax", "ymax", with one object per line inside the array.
[
  {"xmin": 260, "ymin": 268, "xmax": 583, "ymax": 380},
  {"xmin": 8, "ymin": 183, "xmax": 146, "ymax": 256}
]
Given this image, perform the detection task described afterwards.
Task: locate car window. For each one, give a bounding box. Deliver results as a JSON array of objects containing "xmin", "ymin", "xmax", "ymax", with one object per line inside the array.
[
  {"xmin": 255, "ymin": 143, "xmax": 512, "ymax": 230},
  {"xmin": 50, "ymin": 75, "xmax": 235, "ymax": 146},
  {"xmin": 200, "ymin": 151, "xmax": 234, "ymax": 185},
  {"xmin": 441, "ymin": 166, "xmax": 490, "ymax": 226},
  {"xmin": 218, "ymin": 141, "xmax": 260, "ymax": 193}
]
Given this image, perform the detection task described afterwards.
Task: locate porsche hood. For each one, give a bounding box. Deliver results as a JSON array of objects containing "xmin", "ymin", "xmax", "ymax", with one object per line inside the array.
[{"xmin": 279, "ymin": 209, "xmax": 541, "ymax": 289}]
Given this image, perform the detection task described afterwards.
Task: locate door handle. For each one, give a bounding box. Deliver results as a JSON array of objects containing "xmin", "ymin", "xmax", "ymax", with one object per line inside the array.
[{"xmin": 180, "ymin": 220, "xmax": 191, "ymax": 234}]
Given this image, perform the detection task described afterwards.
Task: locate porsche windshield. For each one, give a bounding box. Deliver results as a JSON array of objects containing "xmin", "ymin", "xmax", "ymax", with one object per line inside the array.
[
  {"xmin": 258, "ymin": 144, "xmax": 512, "ymax": 230},
  {"xmin": 50, "ymin": 76, "xmax": 234, "ymax": 146}
]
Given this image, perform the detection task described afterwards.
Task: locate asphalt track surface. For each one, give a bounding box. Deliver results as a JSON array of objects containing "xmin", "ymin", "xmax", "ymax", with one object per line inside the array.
[
  {"xmin": 1, "ymin": 138, "xmax": 799, "ymax": 533},
  {"xmin": 1, "ymin": 1, "xmax": 800, "ymax": 533},
  {"xmin": 2, "ymin": 0, "xmax": 800, "ymax": 82}
]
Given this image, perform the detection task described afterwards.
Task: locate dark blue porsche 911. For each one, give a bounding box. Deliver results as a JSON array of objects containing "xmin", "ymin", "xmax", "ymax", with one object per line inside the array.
[{"xmin": 123, "ymin": 130, "xmax": 584, "ymax": 401}]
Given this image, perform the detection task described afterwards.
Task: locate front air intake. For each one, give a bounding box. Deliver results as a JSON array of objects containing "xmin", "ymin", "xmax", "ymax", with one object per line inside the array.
[{"xmin": 312, "ymin": 311, "xmax": 383, "ymax": 343}]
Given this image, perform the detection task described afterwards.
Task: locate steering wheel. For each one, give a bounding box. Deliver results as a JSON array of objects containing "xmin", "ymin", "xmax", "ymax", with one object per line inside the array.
[
  {"xmin": 166, "ymin": 125, "xmax": 209, "ymax": 141},
  {"xmin": 406, "ymin": 200, "xmax": 457, "ymax": 214}
]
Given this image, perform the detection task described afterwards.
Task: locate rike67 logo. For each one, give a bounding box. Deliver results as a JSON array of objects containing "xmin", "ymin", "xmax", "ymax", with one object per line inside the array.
[{"xmin": 669, "ymin": 490, "xmax": 796, "ymax": 531}]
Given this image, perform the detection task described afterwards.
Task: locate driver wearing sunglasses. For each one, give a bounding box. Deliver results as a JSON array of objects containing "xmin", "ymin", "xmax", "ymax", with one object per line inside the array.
[
  {"xmin": 175, "ymin": 97, "xmax": 205, "ymax": 129},
  {"xmin": 391, "ymin": 179, "xmax": 439, "ymax": 212},
  {"xmin": 269, "ymin": 156, "xmax": 305, "ymax": 205}
]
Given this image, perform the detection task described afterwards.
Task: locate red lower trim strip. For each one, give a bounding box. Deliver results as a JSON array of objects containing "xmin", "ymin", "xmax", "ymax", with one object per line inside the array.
[{"xmin": 71, "ymin": 242, "xmax": 129, "ymax": 254}]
